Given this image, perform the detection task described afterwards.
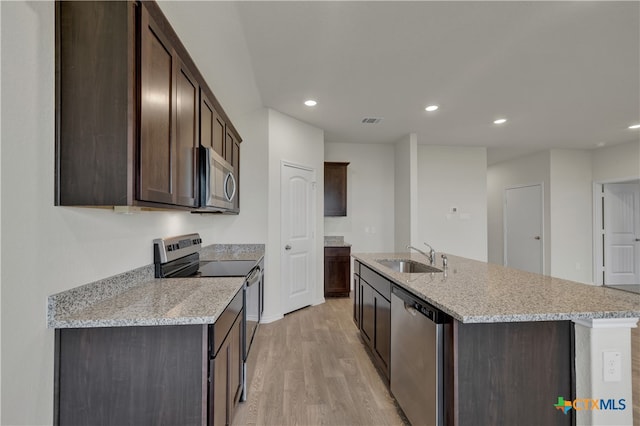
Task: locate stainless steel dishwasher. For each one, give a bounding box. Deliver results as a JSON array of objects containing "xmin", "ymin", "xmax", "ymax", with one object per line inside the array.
[{"xmin": 391, "ymin": 286, "xmax": 444, "ymax": 426}]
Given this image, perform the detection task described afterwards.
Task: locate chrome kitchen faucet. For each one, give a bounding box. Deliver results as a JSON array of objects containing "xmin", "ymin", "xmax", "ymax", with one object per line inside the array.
[{"xmin": 407, "ymin": 243, "xmax": 436, "ymax": 265}]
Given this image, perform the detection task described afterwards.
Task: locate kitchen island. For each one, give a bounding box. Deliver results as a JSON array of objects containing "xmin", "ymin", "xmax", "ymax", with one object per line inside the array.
[{"xmin": 353, "ymin": 252, "xmax": 640, "ymax": 426}]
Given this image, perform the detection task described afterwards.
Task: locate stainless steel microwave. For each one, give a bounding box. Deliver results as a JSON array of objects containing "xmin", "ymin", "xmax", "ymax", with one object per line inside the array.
[{"xmin": 200, "ymin": 146, "xmax": 236, "ymax": 211}]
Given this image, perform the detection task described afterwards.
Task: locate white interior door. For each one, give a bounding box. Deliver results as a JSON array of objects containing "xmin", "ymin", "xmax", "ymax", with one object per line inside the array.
[
  {"xmin": 604, "ymin": 183, "xmax": 640, "ymax": 285},
  {"xmin": 281, "ymin": 162, "xmax": 316, "ymax": 314},
  {"xmin": 504, "ymin": 184, "xmax": 543, "ymax": 274}
]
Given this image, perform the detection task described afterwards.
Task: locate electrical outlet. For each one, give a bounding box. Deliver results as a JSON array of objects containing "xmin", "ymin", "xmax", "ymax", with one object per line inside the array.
[{"xmin": 603, "ymin": 351, "xmax": 621, "ymax": 382}]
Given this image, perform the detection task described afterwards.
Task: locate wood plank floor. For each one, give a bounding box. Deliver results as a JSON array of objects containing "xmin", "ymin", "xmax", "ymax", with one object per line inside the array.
[
  {"xmin": 234, "ymin": 297, "xmax": 640, "ymax": 426},
  {"xmin": 233, "ymin": 297, "xmax": 406, "ymax": 426}
]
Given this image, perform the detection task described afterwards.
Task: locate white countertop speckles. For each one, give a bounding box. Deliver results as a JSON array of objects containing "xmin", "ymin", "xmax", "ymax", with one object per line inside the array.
[{"xmin": 353, "ymin": 252, "xmax": 640, "ymax": 324}]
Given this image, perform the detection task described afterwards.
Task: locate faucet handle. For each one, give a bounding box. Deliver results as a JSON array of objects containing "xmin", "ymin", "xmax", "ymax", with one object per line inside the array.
[{"xmin": 441, "ymin": 254, "xmax": 448, "ymax": 268}]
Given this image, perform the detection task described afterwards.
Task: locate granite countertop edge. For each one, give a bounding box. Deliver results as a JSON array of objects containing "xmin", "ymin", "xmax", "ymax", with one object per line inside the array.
[
  {"xmin": 49, "ymin": 244, "xmax": 264, "ymax": 329},
  {"xmin": 48, "ymin": 315, "xmax": 221, "ymax": 329},
  {"xmin": 353, "ymin": 253, "xmax": 640, "ymax": 324}
]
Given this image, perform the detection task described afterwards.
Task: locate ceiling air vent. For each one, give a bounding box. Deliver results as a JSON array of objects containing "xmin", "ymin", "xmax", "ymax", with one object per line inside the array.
[{"xmin": 361, "ymin": 117, "xmax": 383, "ymax": 124}]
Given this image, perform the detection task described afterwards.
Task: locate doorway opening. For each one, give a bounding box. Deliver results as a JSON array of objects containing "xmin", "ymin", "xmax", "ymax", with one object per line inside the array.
[{"xmin": 593, "ymin": 179, "xmax": 640, "ymax": 293}]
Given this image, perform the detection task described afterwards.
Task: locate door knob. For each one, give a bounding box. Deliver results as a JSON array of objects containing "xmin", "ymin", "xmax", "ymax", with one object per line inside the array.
[
  {"xmin": 285, "ymin": 245, "xmax": 292, "ymax": 250},
  {"xmin": 534, "ymin": 236, "xmax": 541, "ymax": 240}
]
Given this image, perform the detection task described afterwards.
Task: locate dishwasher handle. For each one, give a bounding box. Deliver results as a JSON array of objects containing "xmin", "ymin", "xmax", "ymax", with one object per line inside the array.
[{"xmin": 393, "ymin": 286, "xmax": 445, "ymax": 324}]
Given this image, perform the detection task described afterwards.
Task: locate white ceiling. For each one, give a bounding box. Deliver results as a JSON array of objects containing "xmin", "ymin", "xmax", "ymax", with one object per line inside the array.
[
  {"xmin": 169, "ymin": 1, "xmax": 640, "ymax": 165},
  {"xmin": 234, "ymin": 1, "xmax": 640, "ymax": 164}
]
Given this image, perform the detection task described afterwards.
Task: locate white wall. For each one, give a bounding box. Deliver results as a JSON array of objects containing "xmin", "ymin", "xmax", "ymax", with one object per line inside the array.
[
  {"xmin": 324, "ymin": 143, "xmax": 395, "ymax": 253},
  {"xmin": 157, "ymin": 1, "xmax": 262, "ymax": 123},
  {"xmin": 549, "ymin": 149, "xmax": 593, "ymax": 283},
  {"xmin": 487, "ymin": 151, "xmax": 551, "ymax": 274},
  {"xmin": 265, "ymin": 109, "xmax": 324, "ymax": 322},
  {"xmin": 417, "ymin": 146, "xmax": 488, "ymax": 261},
  {"xmin": 394, "ymin": 134, "xmax": 417, "ymax": 251},
  {"xmin": 592, "ymin": 140, "xmax": 640, "ymax": 183},
  {"xmin": 490, "ymin": 144, "xmax": 640, "ymax": 283},
  {"xmin": 0, "ymin": 2, "xmax": 265, "ymax": 424}
]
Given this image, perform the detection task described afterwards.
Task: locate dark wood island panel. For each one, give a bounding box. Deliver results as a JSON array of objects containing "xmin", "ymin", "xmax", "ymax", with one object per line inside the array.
[{"xmin": 448, "ymin": 320, "xmax": 574, "ymax": 426}]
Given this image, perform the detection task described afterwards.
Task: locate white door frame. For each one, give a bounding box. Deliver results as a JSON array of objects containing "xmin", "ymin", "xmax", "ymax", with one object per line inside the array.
[
  {"xmin": 503, "ymin": 183, "xmax": 545, "ymax": 273},
  {"xmin": 592, "ymin": 177, "xmax": 640, "ymax": 285},
  {"xmin": 280, "ymin": 160, "xmax": 317, "ymax": 314}
]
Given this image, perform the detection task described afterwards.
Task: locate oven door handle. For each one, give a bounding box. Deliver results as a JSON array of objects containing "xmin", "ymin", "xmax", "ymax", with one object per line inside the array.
[{"xmin": 245, "ymin": 266, "xmax": 262, "ymax": 287}]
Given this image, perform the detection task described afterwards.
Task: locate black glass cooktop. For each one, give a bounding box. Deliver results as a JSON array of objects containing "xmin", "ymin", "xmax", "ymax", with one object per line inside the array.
[{"xmin": 197, "ymin": 260, "xmax": 257, "ymax": 277}]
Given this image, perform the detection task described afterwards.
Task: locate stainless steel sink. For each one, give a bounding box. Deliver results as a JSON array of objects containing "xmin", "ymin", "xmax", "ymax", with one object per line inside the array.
[{"xmin": 376, "ymin": 259, "xmax": 443, "ymax": 274}]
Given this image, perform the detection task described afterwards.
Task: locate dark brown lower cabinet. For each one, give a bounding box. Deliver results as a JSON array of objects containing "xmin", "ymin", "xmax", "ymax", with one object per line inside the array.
[
  {"xmin": 374, "ymin": 295, "xmax": 391, "ymax": 376},
  {"xmin": 353, "ymin": 273, "xmax": 360, "ymax": 328},
  {"xmin": 55, "ymin": 292, "xmax": 243, "ymax": 426},
  {"xmin": 55, "ymin": 325, "xmax": 207, "ymax": 426},
  {"xmin": 354, "ymin": 261, "xmax": 391, "ymax": 381},
  {"xmin": 324, "ymin": 247, "xmax": 351, "ymax": 297},
  {"xmin": 360, "ymin": 279, "xmax": 375, "ymax": 347},
  {"xmin": 211, "ymin": 311, "xmax": 243, "ymax": 426}
]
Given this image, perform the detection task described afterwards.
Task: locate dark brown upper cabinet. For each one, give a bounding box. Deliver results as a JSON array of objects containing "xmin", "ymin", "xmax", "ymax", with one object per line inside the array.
[
  {"xmin": 55, "ymin": 0, "xmax": 241, "ymax": 211},
  {"xmin": 200, "ymin": 91, "xmax": 225, "ymax": 157},
  {"xmin": 324, "ymin": 162, "xmax": 349, "ymax": 216},
  {"xmin": 138, "ymin": 7, "xmax": 198, "ymax": 207}
]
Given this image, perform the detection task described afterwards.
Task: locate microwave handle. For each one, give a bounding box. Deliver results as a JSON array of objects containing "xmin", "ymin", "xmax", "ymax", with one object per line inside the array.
[
  {"xmin": 203, "ymin": 147, "xmax": 212, "ymax": 202},
  {"xmin": 224, "ymin": 171, "xmax": 237, "ymax": 202}
]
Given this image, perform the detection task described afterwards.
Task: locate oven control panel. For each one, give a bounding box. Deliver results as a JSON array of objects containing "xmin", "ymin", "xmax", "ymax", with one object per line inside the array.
[{"xmin": 153, "ymin": 233, "xmax": 202, "ymax": 264}]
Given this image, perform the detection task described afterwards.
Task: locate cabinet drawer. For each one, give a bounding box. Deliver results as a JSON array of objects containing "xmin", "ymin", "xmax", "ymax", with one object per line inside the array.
[
  {"xmin": 360, "ymin": 264, "xmax": 391, "ymax": 301},
  {"xmin": 211, "ymin": 289, "xmax": 243, "ymax": 357},
  {"xmin": 354, "ymin": 260, "xmax": 361, "ymax": 276}
]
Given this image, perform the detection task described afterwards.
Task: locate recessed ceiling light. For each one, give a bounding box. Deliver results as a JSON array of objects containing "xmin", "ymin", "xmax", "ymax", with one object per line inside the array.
[
  {"xmin": 493, "ymin": 118, "xmax": 507, "ymax": 125},
  {"xmin": 596, "ymin": 142, "xmax": 606, "ymax": 147},
  {"xmin": 304, "ymin": 100, "xmax": 317, "ymax": 107},
  {"xmin": 628, "ymin": 123, "xmax": 640, "ymax": 129},
  {"xmin": 425, "ymin": 105, "xmax": 439, "ymax": 112}
]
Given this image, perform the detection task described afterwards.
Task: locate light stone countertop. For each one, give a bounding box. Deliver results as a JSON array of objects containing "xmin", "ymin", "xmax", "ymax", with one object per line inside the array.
[
  {"xmin": 49, "ymin": 277, "xmax": 245, "ymax": 328},
  {"xmin": 324, "ymin": 236, "xmax": 351, "ymax": 248},
  {"xmin": 353, "ymin": 252, "xmax": 640, "ymax": 324},
  {"xmin": 48, "ymin": 244, "xmax": 264, "ymax": 329}
]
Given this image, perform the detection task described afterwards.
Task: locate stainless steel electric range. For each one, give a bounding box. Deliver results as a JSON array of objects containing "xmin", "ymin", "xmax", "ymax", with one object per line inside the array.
[{"xmin": 153, "ymin": 233, "xmax": 263, "ymax": 401}]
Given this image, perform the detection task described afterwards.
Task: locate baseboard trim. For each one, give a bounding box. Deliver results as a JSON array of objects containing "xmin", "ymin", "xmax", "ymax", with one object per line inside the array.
[{"xmin": 260, "ymin": 313, "xmax": 284, "ymax": 324}]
